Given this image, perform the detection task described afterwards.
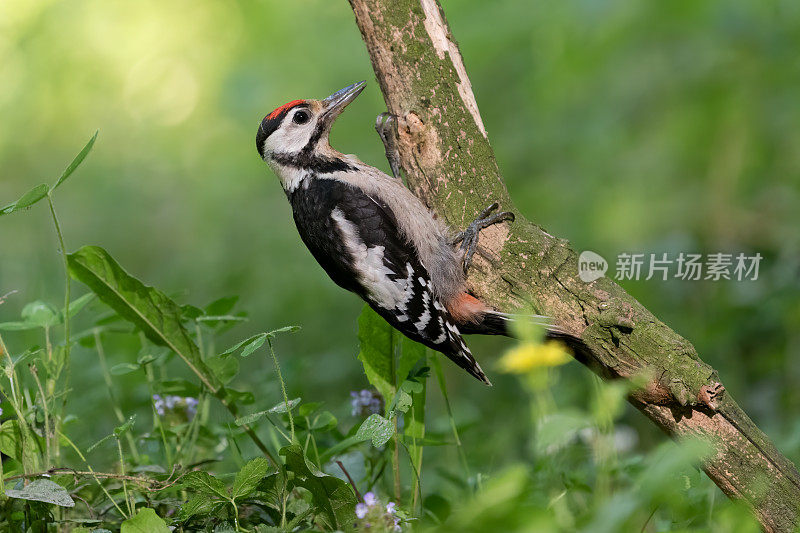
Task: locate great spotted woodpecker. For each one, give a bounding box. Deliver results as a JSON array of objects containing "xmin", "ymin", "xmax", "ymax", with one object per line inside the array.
[{"xmin": 256, "ymin": 81, "xmax": 553, "ymax": 385}]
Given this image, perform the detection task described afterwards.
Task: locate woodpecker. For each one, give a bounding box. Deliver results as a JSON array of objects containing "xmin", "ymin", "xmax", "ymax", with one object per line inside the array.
[{"xmin": 256, "ymin": 81, "xmax": 554, "ymax": 385}]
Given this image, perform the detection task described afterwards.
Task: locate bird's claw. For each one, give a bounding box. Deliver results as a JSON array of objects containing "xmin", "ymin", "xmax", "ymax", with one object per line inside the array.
[
  {"xmin": 375, "ymin": 112, "xmax": 401, "ymax": 180},
  {"xmin": 453, "ymin": 202, "xmax": 515, "ymax": 274}
]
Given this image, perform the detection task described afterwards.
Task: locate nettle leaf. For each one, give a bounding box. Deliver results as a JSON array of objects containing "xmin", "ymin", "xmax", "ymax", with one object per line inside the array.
[
  {"xmin": 120, "ymin": 507, "xmax": 170, "ymax": 533},
  {"xmin": 177, "ymin": 493, "xmax": 226, "ymax": 521},
  {"xmin": 0, "ymin": 183, "xmax": 49, "ymax": 217},
  {"xmin": 182, "ymin": 471, "xmax": 230, "ymax": 500},
  {"xmin": 6, "ymin": 479, "xmax": 74, "ymax": 507},
  {"xmin": 356, "ymin": 414, "xmax": 394, "ymax": 448},
  {"xmin": 280, "ymin": 444, "xmax": 357, "ymax": 530},
  {"xmin": 67, "ymin": 246, "xmax": 219, "ymax": 391},
  {"xmin": 51, "ymin": 130, "xmax": 98, "ymax": 191},
  {"xmin": 232, "ymin": 457, "xmax": 272, "ymax": 500}
]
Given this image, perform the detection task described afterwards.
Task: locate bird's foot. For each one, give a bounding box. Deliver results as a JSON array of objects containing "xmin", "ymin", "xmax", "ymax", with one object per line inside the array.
[
  {"xmin": 375, "ymin": 112, "xmax": 402, "ymax": 180},
  {"xmin": 452, "ymin": 202, "xmax": 515, "ymax": 274}
]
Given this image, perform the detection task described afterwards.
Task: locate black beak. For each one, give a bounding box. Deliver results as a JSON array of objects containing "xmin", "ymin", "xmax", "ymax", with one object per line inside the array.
[{"xmin": 322, "ymin": 81, "xmax": 366, "ymax": 118}]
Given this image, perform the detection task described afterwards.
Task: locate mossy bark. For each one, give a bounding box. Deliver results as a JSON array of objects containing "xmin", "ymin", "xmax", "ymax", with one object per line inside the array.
[{"xmin": 348, "ymin": 0, "xmax": 800, "ymax": 530}]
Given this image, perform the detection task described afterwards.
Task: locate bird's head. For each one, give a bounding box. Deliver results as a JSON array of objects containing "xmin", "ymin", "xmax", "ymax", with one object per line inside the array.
[{"xmin": 256, "ymin": 81, "xmax": 366, "ymax": 184}]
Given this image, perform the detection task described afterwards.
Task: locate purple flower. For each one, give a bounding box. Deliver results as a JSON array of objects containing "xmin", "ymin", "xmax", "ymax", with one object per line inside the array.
[
  {"xmin": 353, "ymin": 493, "xmax": 402, "ymax": 531},
  {"xmin": 153, "ymin": 394, "xmax": 198, "ymax": 420},
  {"xmin": 350, "ymin": 389, "xmax": 384, "ymax": 417},
  {"xmin": 185, "ymin": 397, "xmax": 199, "ymax": 419},
  {"xmin": 153, "ymin": 394, "xmax": 166, "ymax": 416}
]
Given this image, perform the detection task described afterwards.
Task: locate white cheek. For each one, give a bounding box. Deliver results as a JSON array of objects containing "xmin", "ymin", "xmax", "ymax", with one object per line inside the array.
[{"xmin": 266, "ymin": 124, "xmax": 311, "ymax": 154}]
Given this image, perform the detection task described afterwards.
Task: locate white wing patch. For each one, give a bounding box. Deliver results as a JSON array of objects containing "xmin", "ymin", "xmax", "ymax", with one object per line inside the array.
[{"xmin": 331, "ymin": 208, "xmax": 413, "ymax": 310}]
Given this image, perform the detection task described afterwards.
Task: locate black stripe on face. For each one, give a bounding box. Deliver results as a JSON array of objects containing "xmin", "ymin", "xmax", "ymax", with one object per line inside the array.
[
  {"xmin": 272, "ymin": 151, "xmax": 355, "ymax": 174},
  {"xmin": 256, "ymin": 101, "xmax": 308, "ymax": 159}
]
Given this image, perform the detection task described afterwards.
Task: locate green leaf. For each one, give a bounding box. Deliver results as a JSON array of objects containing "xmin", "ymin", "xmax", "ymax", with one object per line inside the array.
[
  {"xmin": 356, "ymin": 305, "xmax": 395, "ymax": 407},
  {"xmin": 267, "ymin": 325, "xmax": 300, "ymax": 336},
  {"xmin": 224, "ymin": 388, "xmax": 254, "ymax": 405},
  {"xmin": 110, "ymin": 363, "xmax": 140, "ymax": 376},
  {"xmin": 355, "ymin": 413, "xmax": 394, "ymax": 448},
  {"xmin": 6, "ymin": 479, "xmax": 74, "ymax": 507},
  {"xmin": 0, "ymin": 321, "xmax": 38, "ymax": 331},
  {"xmin": 268, "ymin": 397, "xmax": 301, "ymax": 413},
  {"xmin": 0, "ymin": 420, "xmax": 42, "ymax": 469},
  {"xmin": 398, "ymin": 336, "xmax": 426, "ymax": 386},
  {"xmin": 234, "ymin": 410, "xmax": 270, "ymax": 427},
  {"xmin": 114, "ymin": 415, "xmax": 136, "ymax": 437},
  {"xmin": 64, "ymin": 293, "xmax": 96, "ymax": 320},
  {"xmin": 120, "ymin": 508, "xmax": 170, "ymax": 533},
  {"xmin": 182, "ymin": 471, "xmax": 230, "ymax": 500},
  {"xmin": 221, "ymin": 333, "xmax": 266, "ymax": 358},
  {"xmin": 21, "ymin": 301, "xmax": 59, "ymax": 328},
  {"xmin": 232, "ymin": 457, "xmax": 272, "ymax": 500},
  {"xmin": 67, "ymin": 246, "xmax": 219, "ymax": 391},
  {"xmin": 0, "ymin": 183, "xmax": 49, "ymax": 217},
  {"xmin": 206, "ymin": 354, "xmax": 240, "ymax": 384},
  {"xmin": 305, "ymin": 411, "xmax": 338, "ymax": 432},
  {"xmin": 51, "ymin": 130, "xmax": 98, "ymax": 191},
  {"xmin": 280, "ymin": 444, "xmax": 357, "ymax": 530},
  {"xmin": 535, "ymin": 410, "xmax": 590, "ymax": 454},
  {"xmin": 204, "ymin": 295, "xmax": 239, "ymax": 318},
  {"xmin": 177, "ymin": 493, "xmax": 225, "ymax": 521}
]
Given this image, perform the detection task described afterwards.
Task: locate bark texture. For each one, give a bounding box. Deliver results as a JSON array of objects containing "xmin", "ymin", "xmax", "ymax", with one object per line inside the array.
[{"xmin": 347, "ymin": 1, "xmax": 800, "ymax": 530}]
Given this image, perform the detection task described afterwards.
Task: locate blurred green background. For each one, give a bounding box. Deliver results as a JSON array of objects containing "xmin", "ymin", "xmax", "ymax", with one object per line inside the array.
[{"xmin": 1, "ymin": 0, "xmax": 799, "ymax": 474}]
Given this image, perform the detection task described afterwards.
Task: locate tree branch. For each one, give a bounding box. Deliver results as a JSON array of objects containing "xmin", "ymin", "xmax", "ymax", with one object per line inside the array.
[{"xmin": 347, "ymin": 1, "xmax": 800, "ymax": 530}]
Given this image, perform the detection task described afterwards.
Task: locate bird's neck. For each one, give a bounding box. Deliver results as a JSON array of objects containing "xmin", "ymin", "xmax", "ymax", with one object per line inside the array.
[{"xmin": 268, "ymin": 145, "xmax": 360, "ymax": 193}]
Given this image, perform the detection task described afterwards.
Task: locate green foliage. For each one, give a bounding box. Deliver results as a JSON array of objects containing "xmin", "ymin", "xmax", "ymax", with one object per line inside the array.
[
  {"xmin": 281, "ymin": 444, "xmax": 358, "ymax": 530},
  {"xmin": 67, "ymin": 245, "xmax": 220, "ymax": 391},
  {"xmin": 120, "ymin": 508, "xmax": 170, "ymax": 533},
  {"xmin": 1, "ymin": 3, "xmax": 798, "ymax": 530}
]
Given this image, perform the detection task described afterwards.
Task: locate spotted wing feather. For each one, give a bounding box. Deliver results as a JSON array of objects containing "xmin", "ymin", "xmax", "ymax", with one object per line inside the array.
[{"xmin": 289, "ymin": 176, "xmax": 489, "ymax": 384}]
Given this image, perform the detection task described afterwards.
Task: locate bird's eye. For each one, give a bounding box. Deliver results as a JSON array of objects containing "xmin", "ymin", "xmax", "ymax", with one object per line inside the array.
[{"xmin": 292, "ymin": 110, "xmax": 310, "ymax": 124}]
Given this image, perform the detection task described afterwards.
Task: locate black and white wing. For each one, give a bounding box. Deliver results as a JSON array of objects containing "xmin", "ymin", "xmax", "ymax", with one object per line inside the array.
[{"xmin": 289, "ymin": 176, "xmax": 490, "ymax": 384}]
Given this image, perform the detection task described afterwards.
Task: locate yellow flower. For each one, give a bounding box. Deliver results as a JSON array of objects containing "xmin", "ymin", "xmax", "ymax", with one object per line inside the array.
[{"xmin": 498, "ymin": 340, "xmax": 571, "ymax": 374}]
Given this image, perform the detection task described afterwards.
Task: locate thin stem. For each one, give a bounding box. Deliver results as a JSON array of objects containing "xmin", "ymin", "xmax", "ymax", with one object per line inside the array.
[
  {"xmin": 47, "ymin": 195, "xmax": 70, "ymax": 462},
  {"xmin": 116, "ymin": 437, "xmax": 133, "ymax": 517},
  {"xmin": 29, "ymin": 365, "xmax": 51, "ymax": 469},
  {"xmin": 144, "ymin": 363, "xmax": 173, "ymax": 467},
  {"xmin": 389, "ymin": 330, "xmax": 401, "ymax": 502},
  {"xmin": 432, "ymin": 353, "xmax": 470, "ymax": 482},
  {"xmin": 95, "ymin": 330, "xmax": 140, "ymax": 461},
  {"xmin": 58, "ymin": 430, "xmax": 128, "ymax": 519},
  {"xmin": 267, "ymin": 338, "xmax": 294, "ymax": 443}
]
